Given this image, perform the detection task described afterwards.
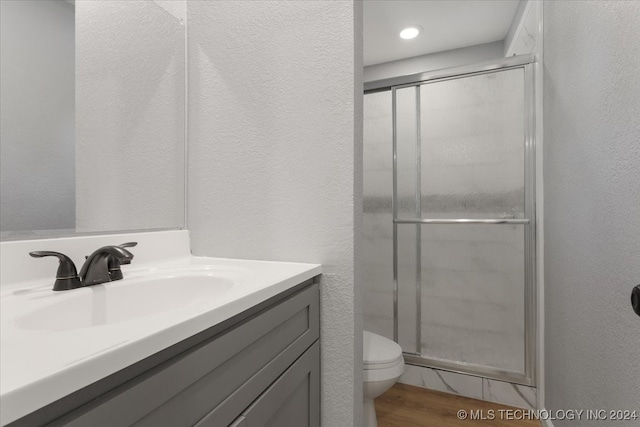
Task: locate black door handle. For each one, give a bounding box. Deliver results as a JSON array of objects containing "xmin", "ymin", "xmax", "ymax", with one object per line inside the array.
[{"xmin": 632, "ymin": 285, "xmax": 640, "ymax": 317}]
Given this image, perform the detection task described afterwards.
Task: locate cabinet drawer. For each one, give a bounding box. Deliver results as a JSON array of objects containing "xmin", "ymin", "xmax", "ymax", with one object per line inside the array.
[
  {"xmin": 50, "ymin": 284, "xmax": 319, "ymax": 427},
  {"xmin": 239, "ymin": 341, "xmax": 319, "ymax": 427},
  {"xmin": 196, "ymin": 342, "xmax": 320, "ymax": 427}
]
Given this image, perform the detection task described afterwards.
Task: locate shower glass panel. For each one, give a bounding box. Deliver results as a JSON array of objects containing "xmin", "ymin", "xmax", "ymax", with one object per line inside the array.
[
  {"xmin": 420, "ymin": 224, "xmax": 525, "ymax": 373},
  {"xmin": 395, "ymin": 87, "xmax": 420, "ymax": 353},
  {"xmin": 363, "ymin": 91, "xmax": 394, "ymax": 339},
  {"xmin": 395, "ymin": 87, "xmax": 419, "ymax": 218},
  {"xmin": 390, "ymin": 62, "xmax": 534, "ymax": 384},
  {"xmin": 397, "ymin": 224, "xmax": 419, "ymax": 353},
  {"xmin": 415, "ymin": 69, "xmax": 527, "ymax": 374},
  {"xmin": 419, "ymin": 70, "xmax": 525, "ymax": 220}
]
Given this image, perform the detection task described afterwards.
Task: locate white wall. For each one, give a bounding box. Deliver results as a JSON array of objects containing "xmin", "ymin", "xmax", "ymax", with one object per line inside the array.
[
  {"xmin": 364, "ymin": 41, "xmax": 503, "ymax": 83},
  {"xmin": 544, "ymin": 1, "xmax": 640, "ymax": 425},
  {"xmin": 504, "ymin": 0, "xmax": 537, "ymax": 57},
  {"xmin": 504, "ymin": 0, "xmax": 528, "ymax": 57},
  {"xmin": 75, "ymin": 0, "xmax": 185, "ymax": 233},
  {"xmin": 152, "ymin": 0, "xmax": 186, "ymax": 21},
  {"xmin": 0, "ymin": 0, "xmax": 75, "ymax": 232},
  {"xmin": 186, "ymin": 1, "xmax": 363, "ymax": 426}
]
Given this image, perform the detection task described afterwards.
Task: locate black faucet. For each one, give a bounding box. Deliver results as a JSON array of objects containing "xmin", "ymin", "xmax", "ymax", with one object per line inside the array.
[
  {"xmin": 79, "ymin": 245, "xmax": 135, "ymax": 287},
  {"xmin": 30, "ymin": 243, "xmax": 137, "ymax": 290}
]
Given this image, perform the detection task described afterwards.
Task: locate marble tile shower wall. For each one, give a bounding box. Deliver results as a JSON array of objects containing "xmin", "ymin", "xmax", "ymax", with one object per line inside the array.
[{"xmin": 400, "ymin": 364, "xmax": 537, "ymax": 410}]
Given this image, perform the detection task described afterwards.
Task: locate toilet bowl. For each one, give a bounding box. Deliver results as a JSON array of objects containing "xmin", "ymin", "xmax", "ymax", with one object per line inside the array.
[{"xmin": 363, "ymin": 331, "xmax": 404, "ymax": 427}]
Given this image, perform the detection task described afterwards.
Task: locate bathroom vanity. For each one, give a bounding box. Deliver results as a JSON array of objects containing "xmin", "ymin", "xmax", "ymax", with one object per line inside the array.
[{"xmin": 0, "ymin": 231, "xmax": 321, "ymax": 427}]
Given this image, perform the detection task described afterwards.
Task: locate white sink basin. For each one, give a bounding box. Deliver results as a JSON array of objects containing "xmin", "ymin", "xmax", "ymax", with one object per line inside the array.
[
  {"xmin": 16, "ymin": 272, "xmax": 235, "ymax": 331},
  {"xmin": 0, "ymin": 249, "xmax": 321, "ymax": 426}
]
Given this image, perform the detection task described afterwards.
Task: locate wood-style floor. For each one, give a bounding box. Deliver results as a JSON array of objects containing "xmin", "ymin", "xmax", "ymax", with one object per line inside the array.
[{"xmin": 375, "ymin": 384, "xmax": 541, "ymax": 427}]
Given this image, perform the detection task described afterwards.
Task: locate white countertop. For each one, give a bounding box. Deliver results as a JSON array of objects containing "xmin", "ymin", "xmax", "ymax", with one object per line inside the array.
[{"xmin": 0, "ymin": 231, "xmax": 321, "ymax": 425}]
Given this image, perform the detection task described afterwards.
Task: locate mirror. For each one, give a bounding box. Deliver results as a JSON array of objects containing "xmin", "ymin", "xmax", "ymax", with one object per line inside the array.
[
  {"xmin": 1, "ymin": 0, "xmax": 76, "ymax": 236},
  {"xmin": 0, "ymin": 0, "xmax": 186, "ymax": 240}
]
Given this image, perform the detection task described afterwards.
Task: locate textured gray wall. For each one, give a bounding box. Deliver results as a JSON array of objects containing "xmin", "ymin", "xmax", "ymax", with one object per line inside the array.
[
  {"xmin": 0, "ymin": 0, "xmax": 75, "ymax": 232},
  {"xmin": 187, "ymin": 1, "xmax": 363, "ymax": 425},
  {"xmin": 544, "ymin": 1, "xmax": 640, "ymax": 424}
]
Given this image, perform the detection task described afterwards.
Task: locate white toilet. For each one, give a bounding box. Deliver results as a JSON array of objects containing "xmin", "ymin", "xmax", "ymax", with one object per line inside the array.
[{"xmin": 363, "ymin": 331, "xmax": 404, "ymax": 427}]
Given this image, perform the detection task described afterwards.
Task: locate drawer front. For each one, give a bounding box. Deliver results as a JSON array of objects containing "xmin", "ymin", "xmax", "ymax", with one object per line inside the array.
[
  {"xmin": 49, "ymin": 283, "xmax": 319, "ymax": 427},
  {"xmin": 241, "ymin": 341, "xmax": 320, "ymax": 427},
  {"xmin": 195, "ymin": 341, "xmax": 320, "ymax": 427}
]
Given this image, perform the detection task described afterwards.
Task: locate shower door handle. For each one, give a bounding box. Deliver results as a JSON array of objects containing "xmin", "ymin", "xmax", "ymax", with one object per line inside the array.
[{"xmin": 394, "ymin": 218, "xmax": 531, "ymax": 225}]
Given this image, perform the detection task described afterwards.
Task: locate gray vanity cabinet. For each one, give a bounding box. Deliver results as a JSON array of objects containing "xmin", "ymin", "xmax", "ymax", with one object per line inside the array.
[{"xmin": 11, "ymin": 281, "xmax": 319, "ymax": 427}]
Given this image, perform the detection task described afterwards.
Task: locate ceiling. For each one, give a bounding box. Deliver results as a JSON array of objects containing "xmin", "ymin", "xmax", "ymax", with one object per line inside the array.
[{"xmin": 363, "ymin": 0, "xmax": 521, "ymax": 67}]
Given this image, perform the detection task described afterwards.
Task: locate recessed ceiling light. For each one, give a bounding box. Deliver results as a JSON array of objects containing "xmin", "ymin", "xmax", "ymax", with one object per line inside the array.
[{"xmin": 400, "ymin": 26, "xmax": 422, "ymax": 40}]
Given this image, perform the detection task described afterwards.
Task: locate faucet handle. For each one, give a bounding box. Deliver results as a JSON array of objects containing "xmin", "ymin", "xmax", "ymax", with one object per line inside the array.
[
  {"xmin": 107, "ymin": 242, "xmax": 137, "ymax": 281},
  {"xmin": 29, "ymin": 251, "xmax": 82, "ymax": 291},
  {"xmin": 84, "ymin": 243, "xmax": 136, "ymax": 260}
]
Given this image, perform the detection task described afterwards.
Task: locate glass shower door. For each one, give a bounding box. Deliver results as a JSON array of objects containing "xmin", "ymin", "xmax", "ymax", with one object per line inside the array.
[{"xmin": 393, "ymin": 66, "xmax": 535, "ymax": 384}]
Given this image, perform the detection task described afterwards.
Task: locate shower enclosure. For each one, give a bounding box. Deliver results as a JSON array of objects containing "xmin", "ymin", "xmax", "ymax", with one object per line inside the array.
[{"xmin": 363, "ymin": 55, "xmax": 536, "ymax": 385}]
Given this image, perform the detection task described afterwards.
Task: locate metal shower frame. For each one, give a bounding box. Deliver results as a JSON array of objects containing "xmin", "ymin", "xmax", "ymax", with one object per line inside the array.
[{"xmin": 365, "ymin": 54, "xmax": 537, "ymax": 386}]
